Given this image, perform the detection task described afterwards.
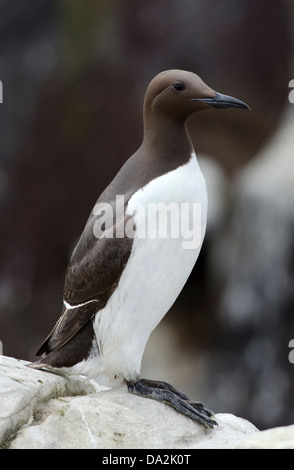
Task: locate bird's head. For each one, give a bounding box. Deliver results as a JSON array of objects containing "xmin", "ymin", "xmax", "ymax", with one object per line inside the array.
[{"xmin": 144, "ymin": 69, "xmax": 250, "ymax": 122}]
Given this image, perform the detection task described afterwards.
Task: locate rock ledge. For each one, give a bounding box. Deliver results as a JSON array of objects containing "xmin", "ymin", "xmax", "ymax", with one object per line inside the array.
[{"xmin": 1, "ymin": 355, "xmax": 289, "ymax": 449}]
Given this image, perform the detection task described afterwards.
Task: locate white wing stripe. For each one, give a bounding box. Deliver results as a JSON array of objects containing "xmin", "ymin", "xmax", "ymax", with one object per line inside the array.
[{"xmin": 63, "ymin": 299, "xmax": 98, "ymax": 310}]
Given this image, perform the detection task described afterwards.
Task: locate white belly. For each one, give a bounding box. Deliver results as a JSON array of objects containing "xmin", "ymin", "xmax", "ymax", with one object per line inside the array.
[{"xmin": 93, "ymin": 152, "xmax": 207, "ymax": 384}]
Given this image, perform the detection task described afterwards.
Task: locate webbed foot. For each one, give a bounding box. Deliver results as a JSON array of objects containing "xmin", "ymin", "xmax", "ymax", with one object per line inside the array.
[{"xmin": 127, "ymin": 378, "xmax": 217, "ymax": 429}]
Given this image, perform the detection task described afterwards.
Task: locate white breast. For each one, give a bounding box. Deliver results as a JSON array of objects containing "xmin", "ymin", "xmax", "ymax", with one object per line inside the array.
[{"xmin": 93, "ymin": 152, "xmax": 207, "ymax": 384}]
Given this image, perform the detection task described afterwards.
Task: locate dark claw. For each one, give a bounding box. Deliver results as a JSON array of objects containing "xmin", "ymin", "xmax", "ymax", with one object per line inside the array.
[{"xmin": 127, "ymin": 378, "xmax": 217, "ymax": 429}]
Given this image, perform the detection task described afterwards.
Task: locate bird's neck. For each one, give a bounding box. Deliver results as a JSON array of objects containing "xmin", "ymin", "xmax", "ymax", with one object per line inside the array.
[{"xmin": 142, "ymin": 115, "xmax": 194, "ymax": 165}]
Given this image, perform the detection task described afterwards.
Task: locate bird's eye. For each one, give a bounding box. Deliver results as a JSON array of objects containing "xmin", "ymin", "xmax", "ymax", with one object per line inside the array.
[{"xmin": 172, "ymin": 82, "xmax": 185, "ymax": 92}]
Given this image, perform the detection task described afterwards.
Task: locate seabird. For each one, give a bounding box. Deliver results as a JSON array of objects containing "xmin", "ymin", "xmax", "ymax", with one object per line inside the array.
[{"xmin": 30, "ymin": 70, "xmax": 249, "ymax": 428}]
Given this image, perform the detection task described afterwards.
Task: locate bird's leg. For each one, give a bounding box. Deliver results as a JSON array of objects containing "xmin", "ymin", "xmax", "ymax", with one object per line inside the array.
[{"xmin": 127, "ymin": 378, "xmax": 217, "ymax": 429}]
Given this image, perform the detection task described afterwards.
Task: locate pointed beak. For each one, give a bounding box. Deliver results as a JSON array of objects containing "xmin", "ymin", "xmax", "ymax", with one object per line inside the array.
[{"xmin": 191, "ymin": 92, "xmax": 250, "ymax": 110}]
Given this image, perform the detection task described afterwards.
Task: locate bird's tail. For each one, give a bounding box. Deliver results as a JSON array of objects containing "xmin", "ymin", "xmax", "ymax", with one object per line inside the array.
[{"xmin": 26, "ymin": 360, "xmax": 66, "ymax": 376}]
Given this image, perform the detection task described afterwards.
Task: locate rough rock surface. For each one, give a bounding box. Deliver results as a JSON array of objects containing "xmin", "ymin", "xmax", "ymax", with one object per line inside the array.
[
  {"xmin": 1, "ymin": 355, "xmax": 260, "ymax": 449},
  {"xmin": 236, "ymin": 425, "xmax": 294, "ymax": 449}
]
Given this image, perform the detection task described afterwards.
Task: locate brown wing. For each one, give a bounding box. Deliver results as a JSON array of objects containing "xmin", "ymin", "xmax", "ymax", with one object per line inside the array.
[{"xmin": 36, "ymin": 214, "xmax": 134, "ymax": 356}]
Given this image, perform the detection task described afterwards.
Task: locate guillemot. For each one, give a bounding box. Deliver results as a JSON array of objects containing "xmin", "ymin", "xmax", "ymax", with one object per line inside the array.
[{"xmin": 30, "ymin": 70, "xmax": 249, "ymax": 428}]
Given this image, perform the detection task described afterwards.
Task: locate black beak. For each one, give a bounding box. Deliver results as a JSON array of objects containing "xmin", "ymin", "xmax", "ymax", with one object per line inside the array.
[{"xmin": 192, "ymin": 92, "xmax": 250, "ymax": 110}]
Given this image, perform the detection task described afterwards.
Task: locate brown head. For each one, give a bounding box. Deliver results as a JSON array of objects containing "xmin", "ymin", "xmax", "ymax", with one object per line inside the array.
[{"xmin": 144, "ymin": 69, "xmax": 250, "ymax": 123}]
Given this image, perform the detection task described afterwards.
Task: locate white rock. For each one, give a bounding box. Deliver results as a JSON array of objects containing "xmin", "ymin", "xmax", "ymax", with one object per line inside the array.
[
  {"xmin": 9, "ymin": 389, "xmax": 259, "ymax": 449},
  {"xmin": 236, "ymin": 425, "xmax": 294, "ymax": 449},
  {"xmin": 0, "ymin": 355, "xmax": 259, "ymax": 449},
  {"xmin": 0, "ymin": 355, "xmax": 103, "ymax": 447}
]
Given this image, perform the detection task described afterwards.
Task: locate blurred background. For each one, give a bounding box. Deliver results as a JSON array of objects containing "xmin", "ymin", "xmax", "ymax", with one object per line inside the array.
[{"xmin": 0, "ymin": 0, "xmax": 293, "ymax": 431}]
